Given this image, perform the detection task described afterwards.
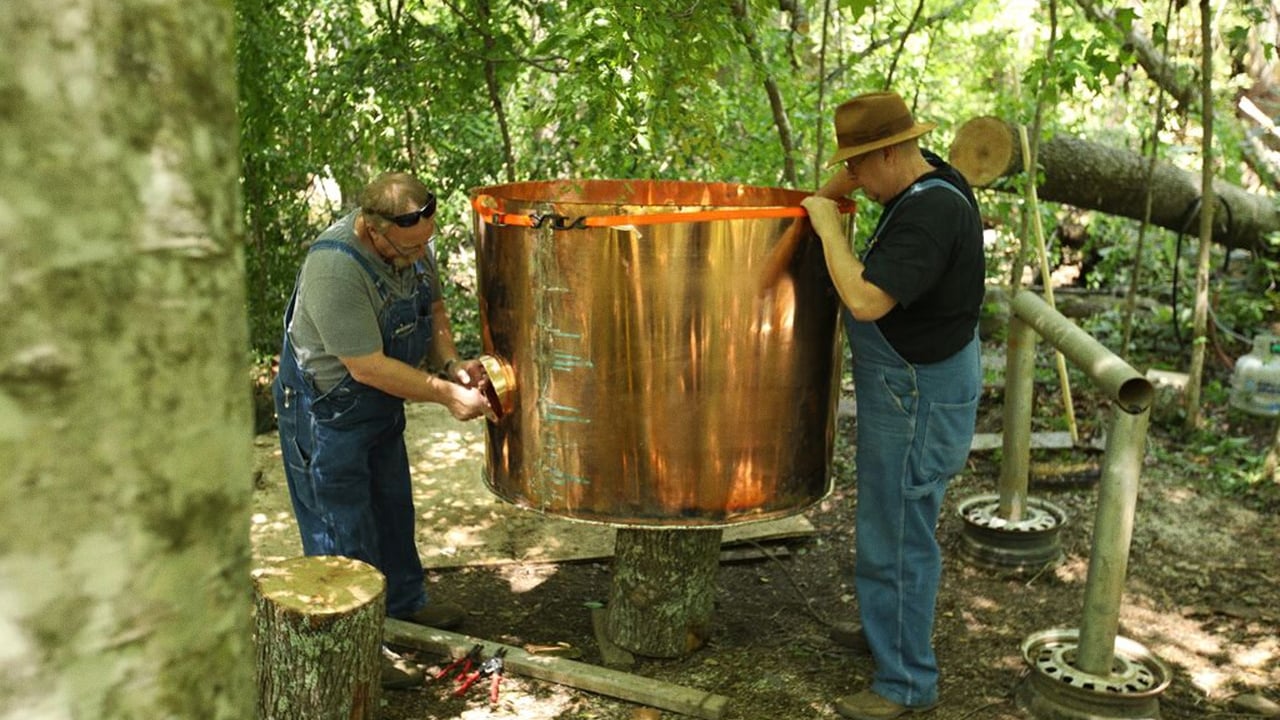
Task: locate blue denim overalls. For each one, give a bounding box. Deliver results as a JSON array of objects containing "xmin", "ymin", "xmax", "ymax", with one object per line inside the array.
[
  {"xmin": 844, "ymin": 179, "xmax": 981, "ymax": 707},
  {"xmin": 272, "ymin": 239, "xmax": 434, "ymax": 617}
]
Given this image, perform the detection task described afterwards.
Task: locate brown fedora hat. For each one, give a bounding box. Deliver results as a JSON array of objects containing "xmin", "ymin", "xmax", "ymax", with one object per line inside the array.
[{"xmin": 825, "ymin": 91, "xmax": 937, "ymax": 167}]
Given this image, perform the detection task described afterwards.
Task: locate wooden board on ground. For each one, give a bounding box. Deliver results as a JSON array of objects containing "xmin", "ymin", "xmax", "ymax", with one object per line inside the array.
[
  {"xmin": 251, "ymin": 403, "xmax": 817, "ymax": 570},
  {"xmin": 385, "ymin": 619, "xmax": 728, "ymax": 719},
  {"xmin": 420, "ymin": 510, "xmax": 816, "ymax": 570},
  {"xmin": 969, "ymin": 431, "xmax": 1075, "ymax": 452}
]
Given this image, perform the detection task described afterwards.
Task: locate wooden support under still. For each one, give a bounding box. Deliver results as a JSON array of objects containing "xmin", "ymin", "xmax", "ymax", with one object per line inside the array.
[
  {"xmin": 384, "ymin": 618, "xmax": 729, "ymax": 719},
  {"xmin": 590, "ymin": 606, "xmax": 636, "ymax": 670},
  {"xmin": 607, "ymin": 527, "xmax": 722, "ymax": 658}
]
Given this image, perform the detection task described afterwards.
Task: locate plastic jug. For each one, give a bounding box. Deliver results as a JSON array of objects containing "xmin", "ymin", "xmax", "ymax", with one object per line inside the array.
[{"xmin": 1230, "ymin": 334, "xmax": 1280, "ymax": 417}]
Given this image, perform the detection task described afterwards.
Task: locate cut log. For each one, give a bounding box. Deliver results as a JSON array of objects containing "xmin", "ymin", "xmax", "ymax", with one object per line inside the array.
[
  {"xmin": 605, "ymin": 527, "xmax": 722, "ymax": 658},
  {"xmin": 948, "ymin": 117, "xmax": 1016, "ymax": 188},
  {"xmin": 253, "ymin": 555, "xmax": 385, "ymax": 720},
  {"xmin": 948, "ymin": 116, "xmax": 1280, "ymax": 255},
  {"xmin": 383, "ymin": 619, "xmax": 729, "ymax": 719}
]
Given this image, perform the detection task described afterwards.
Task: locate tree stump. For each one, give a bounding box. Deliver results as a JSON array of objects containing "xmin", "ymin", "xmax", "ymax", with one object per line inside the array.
[
  {"xmin": 605, "ymin": 527, "xmax": 723, "ymax": 658},
  {"xmin": 253, "ymin": 555, "xmax": 385, "ymax": 720}
]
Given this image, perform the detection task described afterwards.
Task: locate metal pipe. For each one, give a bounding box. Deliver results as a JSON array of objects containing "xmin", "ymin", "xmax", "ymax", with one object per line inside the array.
[
  {"xmin": 1009, "ymin": 291, "xmax": 1154, "ymax": 412},
  {"xmin": 998, "ymin": 317, "xmax": 1036, "ymax": 521},
  {"xmin": 1075, "ymin": 407, "xmax": 1150, "ymax": 676}
]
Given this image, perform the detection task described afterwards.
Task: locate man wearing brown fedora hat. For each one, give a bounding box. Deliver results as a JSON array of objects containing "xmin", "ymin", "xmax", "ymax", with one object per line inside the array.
[{"xmin": 801, "ymin": 91, "xmax": 985, "ymax": 720}]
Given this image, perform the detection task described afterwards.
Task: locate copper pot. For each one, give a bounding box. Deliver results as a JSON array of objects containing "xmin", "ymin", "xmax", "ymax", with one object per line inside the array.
[{"xmin": 471, "ymin": 179, "xmax": 844, "ymax": 526}]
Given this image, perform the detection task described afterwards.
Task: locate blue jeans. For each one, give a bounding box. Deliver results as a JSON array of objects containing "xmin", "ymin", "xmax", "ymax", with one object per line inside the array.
[
  {"xmin": 846, "ymin": 314, "xmax": 980, "ymax": 707},
  {"xmin": 274, "ymin": 377, "xmax": 427, "ymax": 617},
  {"xmin": 273, "ymin": 240, "xmax": 435, "ymax": 618}
]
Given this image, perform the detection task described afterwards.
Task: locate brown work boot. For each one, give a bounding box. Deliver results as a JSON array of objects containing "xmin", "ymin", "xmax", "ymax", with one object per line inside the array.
[
  {"xmin": 829, "ymin": 621, "xmax": 871, "ymax": 655},
  {"xmin": 381, "ymin": 648, "xmax": 424, "ymax": 690},
  {"xmin": 397, "ymin": 601, "xmax": 466, "ymax": 630},
  {"xmin": 835, "ymin": 689, "xmax": 939, "ymax": 720}
]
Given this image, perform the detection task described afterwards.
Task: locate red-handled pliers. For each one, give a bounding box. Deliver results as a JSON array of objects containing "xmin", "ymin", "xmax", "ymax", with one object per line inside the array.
[
  {"xmin": 454, "ymin": 647, "xmax": 508, "ymax": 702},
  {"xmin": 435, "ymin": 644, "xmax": 484, "ymax": 682},
  {"xmin": 484, "ymin": 648, "xmax": 508, "ymax": 703}
]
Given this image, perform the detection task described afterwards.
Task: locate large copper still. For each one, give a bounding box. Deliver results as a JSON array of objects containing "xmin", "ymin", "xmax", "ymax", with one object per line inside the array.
[{"xmin": 470, "ymin": 179, "xmax": 845, "ymax": 526}]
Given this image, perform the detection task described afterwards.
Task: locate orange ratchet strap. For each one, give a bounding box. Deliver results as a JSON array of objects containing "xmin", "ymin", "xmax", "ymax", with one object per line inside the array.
[{"xmin": 471, "ymin": 194, "xmax": 855, "ymax": 230}]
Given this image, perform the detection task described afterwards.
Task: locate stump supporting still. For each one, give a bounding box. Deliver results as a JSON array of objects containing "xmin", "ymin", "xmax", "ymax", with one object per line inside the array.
[
  {"xmin": 605, "ymin": 527, "xmax": 723, "ymax": 658},
  {"xmin": 253, "ymin": 555, "xmax": 385, "ymax": 720}
]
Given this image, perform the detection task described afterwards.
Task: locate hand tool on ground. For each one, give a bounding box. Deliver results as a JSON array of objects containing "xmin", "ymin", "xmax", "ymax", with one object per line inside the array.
[
  {"xmin": 453, "ymin": 646, "xmax": 508, "ymax": 702},
  {"xmin": 484, "ymin": 647, "xmax": 508, "ymax": 703},
  {"xmin": 434, "ymin": 643, "xmax": 483, "ymax": 682}
]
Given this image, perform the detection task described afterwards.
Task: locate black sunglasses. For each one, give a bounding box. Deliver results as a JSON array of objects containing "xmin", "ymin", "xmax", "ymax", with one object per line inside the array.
[{"xmin": 378, "ymin": 194, "xmax": 437, "ymax": 228}]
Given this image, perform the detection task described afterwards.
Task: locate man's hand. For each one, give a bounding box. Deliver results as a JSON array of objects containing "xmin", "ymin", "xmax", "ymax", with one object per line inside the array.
[
  {"xmin": 444, "ymin": 357, "xmax": 484, "ymax": 388},
  {"xmin": 801, "ymin": 196, "xmax": 844, "ymax": 240},
  {"xmin": 341, "ymin": 350, "xmax": 490, "ymax": 420},
  {"xmin": 442, "ymin": 383, "xmax": 490, "ymax": 421}
]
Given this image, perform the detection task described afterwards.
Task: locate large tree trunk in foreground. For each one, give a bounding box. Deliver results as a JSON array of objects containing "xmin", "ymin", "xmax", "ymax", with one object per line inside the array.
[
  {"xmin": 254, "ymin": 556, "xmax": 385, "ymax": 719},
  {"xmin": 0, "ymin": 0, "xmax": 253, "ymax": 717},
  {"xmin": 606, "ymin": 528, "xmax": 722, "ymax": 658},
  {"xmin": 949, "ymin": 116, "xmax": 1280, "ymax": 255}
]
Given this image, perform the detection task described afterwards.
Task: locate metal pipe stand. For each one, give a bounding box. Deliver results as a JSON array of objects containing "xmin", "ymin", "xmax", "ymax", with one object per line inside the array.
[
  {"xmin": 1017, "ymin": 628, "xmax": 1171, "ymax": 720},
  {"xmin": 957, "ymin": 493, "xmax": 1067, "ymax": 573}
]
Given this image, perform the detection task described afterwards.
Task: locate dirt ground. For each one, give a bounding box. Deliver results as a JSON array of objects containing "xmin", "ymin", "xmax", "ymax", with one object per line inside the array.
[{"xmin": 250, "ymin": 363, "xmax": 1280, "ymax": 720}]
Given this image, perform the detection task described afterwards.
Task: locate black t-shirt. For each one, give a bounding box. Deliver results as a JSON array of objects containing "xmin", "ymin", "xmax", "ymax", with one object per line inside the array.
[{"xmin": 860, "ymin": 153, "xmax": 985, "ymax": 364}]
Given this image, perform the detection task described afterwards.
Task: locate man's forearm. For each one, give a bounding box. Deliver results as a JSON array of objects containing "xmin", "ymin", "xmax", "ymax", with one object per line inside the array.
[
  {"xmin": 427, "ymin": 300, "xmax": 462, "ymax": 371},
  {"xmin": 802, "ymin": 196, "xmax": 896, "ymax": 321},
  {"xmin": 342, "ymin": 350, "xmax": 460, "ymax": 404}
]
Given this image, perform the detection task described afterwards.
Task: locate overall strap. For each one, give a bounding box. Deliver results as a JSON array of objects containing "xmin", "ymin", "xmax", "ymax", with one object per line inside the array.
[
  {"xmin": 308, "ymin": 239, "xmax": 387, "ymax": 290},
  {"xmin": 310, "ymin": 239, "xmax": 400, "ymax": 315},
  {"xmin": 864, "ymin": 177, "xmax": 975, "ymax": 260},
  {"xmin": 284, "ymin": 239, "xmax": 391, "ymax": 340},
  {"xmin": 877, "ymin": 178, "xmax": 974, "ymax": 231}
]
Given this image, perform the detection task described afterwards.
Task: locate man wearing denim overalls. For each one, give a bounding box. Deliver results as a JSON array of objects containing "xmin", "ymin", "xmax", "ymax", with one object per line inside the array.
[
  {"xmin": 802, "ymin": 92, "xmax": 984, "ymax": 720},
  {"xmin": 272, "ymin": 172, "xmax": 490, "ymax": 686}
]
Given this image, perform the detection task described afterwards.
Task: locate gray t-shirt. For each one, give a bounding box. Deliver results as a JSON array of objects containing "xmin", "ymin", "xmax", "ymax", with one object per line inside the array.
[{"xmin": 288, "ymin": 210, "xmax": 443, "ymax": 392}]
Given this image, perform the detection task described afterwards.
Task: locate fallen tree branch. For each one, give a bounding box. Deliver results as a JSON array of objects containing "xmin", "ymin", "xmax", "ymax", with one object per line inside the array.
[{"xmin": 948, "ymin": 116, "xmax": 1280, "ymax": 255}]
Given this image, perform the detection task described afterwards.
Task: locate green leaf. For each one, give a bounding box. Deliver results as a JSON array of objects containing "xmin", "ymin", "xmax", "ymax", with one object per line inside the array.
[{"xmin": 839, "ymin": 0, "xmax": 876, "ymax": 23}]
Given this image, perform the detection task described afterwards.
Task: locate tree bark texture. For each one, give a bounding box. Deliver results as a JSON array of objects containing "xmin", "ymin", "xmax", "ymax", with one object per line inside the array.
[
  {"xmin": 0, "ymin": 1, "xmax": 252, "ymax": 718},
  {"xmin": 1184, "ymin": 0, "xmax": 1216, "ymax": 431},
  {"xmin": 253, "ymin": 556, "xmax": 386, "ymax": 720},
  {"xmin": 606, "ymin": 528, "xmax": 723, "ymax": 658},
  {"xmin": 948, "ymin": 117, "xmax": 1280, "ymax": 256}
]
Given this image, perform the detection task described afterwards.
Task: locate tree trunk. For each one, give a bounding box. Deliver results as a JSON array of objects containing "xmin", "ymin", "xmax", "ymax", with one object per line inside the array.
[
  {"xmin": 1185, "ymin": 0, "xmax": 1217, "ymax": 430},
  {"xmin": 730, "ymin": 0, "xmax": 798, "ymax": 186},
  {"xmin": 1263, "ymin": 420, "xmax": 1280, "ymax": 484},
  {"xmin": 948, "ymin": 116, "xmax": 1280, "ymax": 255},
  {"xmin": 605, "ymin": 528, "xmax": 722, "ymax": 658},
  {"xmin": 0, "ymin": 0, "xmax": 252, "ymax": 717},
  {"xmin": 253, "ymin": 556, "xmax": 385, "ymax": 720}
]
